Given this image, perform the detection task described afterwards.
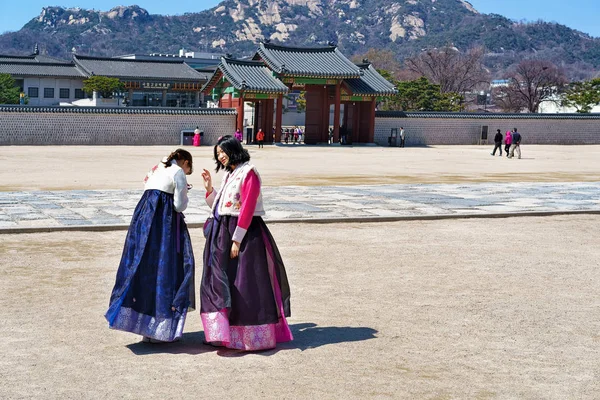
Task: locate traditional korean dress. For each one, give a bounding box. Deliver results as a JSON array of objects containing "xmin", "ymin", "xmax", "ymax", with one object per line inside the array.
[
  {"xmin": 201, "ymin": 162, "xmax": 292, "ymax": 350},
  {"xmin": 193, "ymin": 129, "xmax": 201, "ymax": 147},
  {"xmin": 105, "ymin": 159, "xmax": 195, "ymax": 342}
]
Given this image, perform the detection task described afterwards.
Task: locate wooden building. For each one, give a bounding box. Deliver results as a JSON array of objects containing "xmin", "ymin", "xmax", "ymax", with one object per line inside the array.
[{"xmin": 202, "ymin": 42, "xmax": 397, "ymax": 144}]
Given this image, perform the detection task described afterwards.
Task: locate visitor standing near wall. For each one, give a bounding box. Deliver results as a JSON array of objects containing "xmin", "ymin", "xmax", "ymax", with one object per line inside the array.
[
  {"xmin": 491, "ymin": 129, "xmax": 503, "ymax": 156},
  {"xmin": 200, "ymin": 135, "xmax": 292, "ymax": 351},
  {"xmin": 193, "ymin": 126, "xmax": 201, "ymax": 147},
  {"xmin": 234, "ymin": 129, "xmax": 243, "ymax": 142},
  {"xmin": 105, "ymin": 149, "xmax": 195, "ymax": 343},
  {"xmin": 509, "ymin": 128, "xmax": 522, "ymax": 159},
  {"xmin": 400, "ymin": 127, "xmax": 405, "ymax": 147},
  {"xmin": 504, "ymin": 130, "xmax": 512, "ymax": 157}
]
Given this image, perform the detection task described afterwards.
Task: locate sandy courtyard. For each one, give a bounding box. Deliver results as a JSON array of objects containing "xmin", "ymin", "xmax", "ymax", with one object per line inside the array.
[
  {"xmin": 0, "ymin": 145, "xmax": 599, "ymax": 191},
  {"xmin": 1, "ymin": 215, "xmax": 599, "ymax": 399}
]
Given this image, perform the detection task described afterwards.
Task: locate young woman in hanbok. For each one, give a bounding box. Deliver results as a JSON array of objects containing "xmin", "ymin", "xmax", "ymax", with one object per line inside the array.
[
  {"xmin": 105, "ymin": 149, "xmax": 195, "ymax": 343},
  {"xmin": 200, "ymin": 135, "xmax": 292, "ymax": 351}
]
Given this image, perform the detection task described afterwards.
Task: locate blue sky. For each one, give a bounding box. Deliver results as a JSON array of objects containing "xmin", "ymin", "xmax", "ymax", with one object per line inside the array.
[{"xmin": 1, "ymin": 0, "xmax": 599, "ymax": 37}]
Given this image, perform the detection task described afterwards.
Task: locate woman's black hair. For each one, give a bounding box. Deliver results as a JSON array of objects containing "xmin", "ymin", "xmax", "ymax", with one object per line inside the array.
[
  {"xmin": 214, "ymin": 135, "xmax": 250, "ymax": 172},
  {"xmin": 163, "ymin": 148, "xmax": 193, "ymax": 173}
]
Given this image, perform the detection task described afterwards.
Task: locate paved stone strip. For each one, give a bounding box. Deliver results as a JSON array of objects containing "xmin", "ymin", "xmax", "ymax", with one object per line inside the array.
[{"xmin": 0, "ymin": 182, "xmax": 599, "ymax": 232}]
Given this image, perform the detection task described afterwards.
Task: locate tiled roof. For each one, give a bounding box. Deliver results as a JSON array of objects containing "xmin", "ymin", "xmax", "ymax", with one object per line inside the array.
[
  {"xmin": 0, "ymin": 105, "xmax": 236, "ymax": 115},
  {"xmin": 211, "ymin": 57, "xmax": 288, "ymax": 93},
  {"xmin": 344, "ymin": 63, "xmax": 397, "ymax": 96},
  {"xmin": 0, "ymin": 62, "xmax": 86, "ymax": 78},
  {"xmin": 0, "ymin": 54, "xmax": 70, "ymax": 64},
  {"xmin": 375, "ymin": 111, "xmax": 600, "ymax": 119},
  {"xmin": 254, "ymin": 42, "xmax": 361, "ymax": 78},
  {"xmin": 74, "ymin": 55, "xmax": 210, "ymax": 81}
]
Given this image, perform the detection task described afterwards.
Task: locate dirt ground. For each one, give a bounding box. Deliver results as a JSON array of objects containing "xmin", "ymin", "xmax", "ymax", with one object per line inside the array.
[
  {"xmin": 1, "ymin": 215, "xmax": 599, "ymax": 399},
  {"xmin": 1, "ymin": 145, "xmax": 599, "ymax": 191}
]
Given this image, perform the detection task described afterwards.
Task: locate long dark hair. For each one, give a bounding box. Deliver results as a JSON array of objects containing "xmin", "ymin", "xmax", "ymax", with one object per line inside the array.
[
  {"xmin": 214, "ymin": 135, "xmax": 250, "ymax": 172},
  {"xmin": 163, "ymin": 148, "xmax": 193, "ymax": 173}
]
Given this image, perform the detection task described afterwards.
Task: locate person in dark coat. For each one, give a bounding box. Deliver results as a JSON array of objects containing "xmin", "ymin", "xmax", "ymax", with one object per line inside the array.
[{"xmin": 491, "ymin": 129, "xmax": 503, "ymax": 156}]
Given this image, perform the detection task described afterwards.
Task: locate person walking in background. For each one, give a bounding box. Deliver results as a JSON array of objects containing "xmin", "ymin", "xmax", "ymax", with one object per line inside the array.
[
  {"xmin": 400, "ymin": 127, "xmax": 405, "ymax": 148},
  {"xmin": 193, "ymin": 126, "xmax": 201, "ymax": 147},
  {"xmin": 256, "ymin": 128, "xmax": 265, "ymax": 148},
  {"xmin": 234, "ymin": 129, "xmax": 243, "ymax": 142},
  {"xmin": 293, "ymin": 126, "xmax": 299, "ymax": 144},
  {"xmin": 200, "ymin": 136, "xmax": 292, "ymax": 351},
  {"xmin": 508, "ymin": 128, "xmax": 522, "ymax": 159},
  {"xmin": 105, "ymin": 149, "xmax": 195, "ymax": 343},
  {"xmin": 504, "ymin": 130, "xmax": 512, "ymax": 157},
  {"xmin": 297, "ymin": 126, "xmax": 303, "ymax": 143},
  {"xmin": 491, "ymin": 129, "xmax": 503, "ymax": 156}
]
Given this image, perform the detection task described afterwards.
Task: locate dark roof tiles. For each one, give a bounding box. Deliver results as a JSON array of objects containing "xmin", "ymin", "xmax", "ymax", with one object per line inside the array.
[
  {"xmin": 74, "ymin": 55, "xmax": 209, "ymax": 81},
  {"xmin": 0, "ymin": 62, "xmax": 85, "ymax": 78},
  {"xmin": 0, "ymin": 105, "xmax": 236, "ymax": 115},
  {"xmin": 214, "ymin": 58, "xmax": 288, "ymax": 93},
  {"xmin": 255, "ymin": 42, "xmax": 361, "ymax": 78},
  {"xmin": 376, "ymin": 111, "xmax": 600, "ymax": 119}
]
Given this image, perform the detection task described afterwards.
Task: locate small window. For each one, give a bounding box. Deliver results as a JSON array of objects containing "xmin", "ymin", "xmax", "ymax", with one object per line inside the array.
[
  {"xmin": 44, "ymin": 88, "xmax": 55, "ymax": 98},
  {"xmin": 28, "ymin": 87, "xmax": 39, "ymax": 98},
  {"xmin": 74, "ymin": 89, "xmax": 85, "ymax": 99},
  {"xmin": 59, "ymin": 88, "xmax": 70, "ymax": 99}
]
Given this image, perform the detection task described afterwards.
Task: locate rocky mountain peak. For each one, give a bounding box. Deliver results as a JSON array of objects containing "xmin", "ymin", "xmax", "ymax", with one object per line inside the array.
[{"xmin": 35, "ymin": 5, "xmax": 150, "ymax": 28}]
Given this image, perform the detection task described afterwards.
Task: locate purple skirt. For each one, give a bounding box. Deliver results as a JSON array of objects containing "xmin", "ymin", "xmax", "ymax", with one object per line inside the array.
[{"xmin": 201, "ymin": 214, "xmax": 292, "ymax": 350}]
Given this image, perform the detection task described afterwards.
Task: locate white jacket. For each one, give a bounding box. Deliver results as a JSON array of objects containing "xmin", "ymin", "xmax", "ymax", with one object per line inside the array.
[{"xmin": 144, "ymin": 159, "xmax": 189, "ymax": 212}]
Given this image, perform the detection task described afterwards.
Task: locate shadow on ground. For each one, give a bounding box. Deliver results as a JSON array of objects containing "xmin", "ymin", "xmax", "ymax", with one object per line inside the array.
[
  {"xmin": 217, "ymin": 322, "xmax": 378, "ymax": 357},
  {"xmin": 126, "ymin": 322, "xmax": 377, "ymax": 357}
]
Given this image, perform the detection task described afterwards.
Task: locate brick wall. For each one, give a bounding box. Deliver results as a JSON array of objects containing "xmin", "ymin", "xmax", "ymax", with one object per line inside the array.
[
  {"xmin": 375, "ymin": 112, "xmax": 600, "ymax": 146},
  {"xmin": 0, "ymin": 106, "xmax": 236, "ymax": 145}
]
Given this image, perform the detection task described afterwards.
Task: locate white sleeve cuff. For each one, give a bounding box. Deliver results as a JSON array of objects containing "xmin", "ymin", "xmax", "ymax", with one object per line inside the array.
[{"xmin": 232, "ymin": 226, "xmax": 248, "ymax": 243}]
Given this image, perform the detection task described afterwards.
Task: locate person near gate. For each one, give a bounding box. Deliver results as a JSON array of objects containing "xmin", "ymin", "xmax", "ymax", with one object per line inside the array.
[
  {"xmin": 234, "ymin": 129, "xmax": 243, "ymax": 142},
  {"xmin": 256, "ymin": 128, "xmax": 265, "ymax": 148},
  {"xmin": 491, "ymin": 129, "xmax": 503, "ymax": 156}
]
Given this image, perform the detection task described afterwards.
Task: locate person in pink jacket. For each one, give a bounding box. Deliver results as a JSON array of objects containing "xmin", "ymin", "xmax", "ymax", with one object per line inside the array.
[
  {"xmin": 200, "ymin": 135, "xmax": 292, "ymax": 351},
  {"xmin": 504, "ymin": 130, "xmax": 512, "ymax": 157}
]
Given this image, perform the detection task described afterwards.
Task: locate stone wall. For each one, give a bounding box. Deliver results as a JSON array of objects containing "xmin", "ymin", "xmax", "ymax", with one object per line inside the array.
[
  {"xmin": 375, "ymin": 112, "xmax": 600, "ymax": 146},
  {"xmin": 0, "ymin": 106, "xmax": 236, "ymax": 145}
]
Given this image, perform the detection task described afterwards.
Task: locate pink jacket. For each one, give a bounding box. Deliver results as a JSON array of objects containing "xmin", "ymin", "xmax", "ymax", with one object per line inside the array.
[{"xmin": 505, "ymin": 132, "xmax": 512, "ymax": 145}]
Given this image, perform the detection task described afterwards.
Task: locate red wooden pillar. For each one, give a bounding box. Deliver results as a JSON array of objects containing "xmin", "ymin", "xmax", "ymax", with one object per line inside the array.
[
  {"xmin": 265, "ymin": 99, "xmax": 274, "ymax": 142},
  {"xmin": 275, "ymin": 94, "xmax": 283, "ymax": 143},
  {"xmin": 322, "ymin": 86, "xmax": 330, "ymax": 143},
  {"xmin": 367, "ymin": 98, "xmax": 376, "ymax": 143},
  {"xmin": 236, "ymin": 94, "xmax": 244, "ymax": 132},
  {"xmin": 333, "ymin": 81, "xmax": 341, "ymax": 143}
]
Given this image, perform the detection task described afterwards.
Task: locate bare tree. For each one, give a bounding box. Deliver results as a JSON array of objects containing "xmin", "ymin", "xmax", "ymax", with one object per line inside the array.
[
  {"xmin": 495, "ymin": 60, "xmax": 567, "ymax": 113},
  {"xmin": 404, "ymin": 46, "xmax": 490, "ymax": 94}
]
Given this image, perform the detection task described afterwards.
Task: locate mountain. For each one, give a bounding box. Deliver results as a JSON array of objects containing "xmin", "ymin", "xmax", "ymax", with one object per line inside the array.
[{"xmin": 1, "ymin": 1, "xmax": 599, "ymax": 78}]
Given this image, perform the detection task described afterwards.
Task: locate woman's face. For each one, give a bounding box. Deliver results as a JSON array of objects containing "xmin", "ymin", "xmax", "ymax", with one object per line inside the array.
[{"xmin": 216, "ymin": 146, "xmax": 230, "ymax": 167}]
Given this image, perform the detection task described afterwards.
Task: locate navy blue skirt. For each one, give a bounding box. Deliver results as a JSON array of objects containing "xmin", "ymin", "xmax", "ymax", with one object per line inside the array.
[{"xmin": 105, "ymin": 190, "xmax": 195, "ymax": 342}]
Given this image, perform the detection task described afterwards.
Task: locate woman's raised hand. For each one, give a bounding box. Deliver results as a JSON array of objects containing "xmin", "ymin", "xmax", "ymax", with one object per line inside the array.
[{"xmin": 201, "ymin": 169, "xmax": 213, "ymax": 193}]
